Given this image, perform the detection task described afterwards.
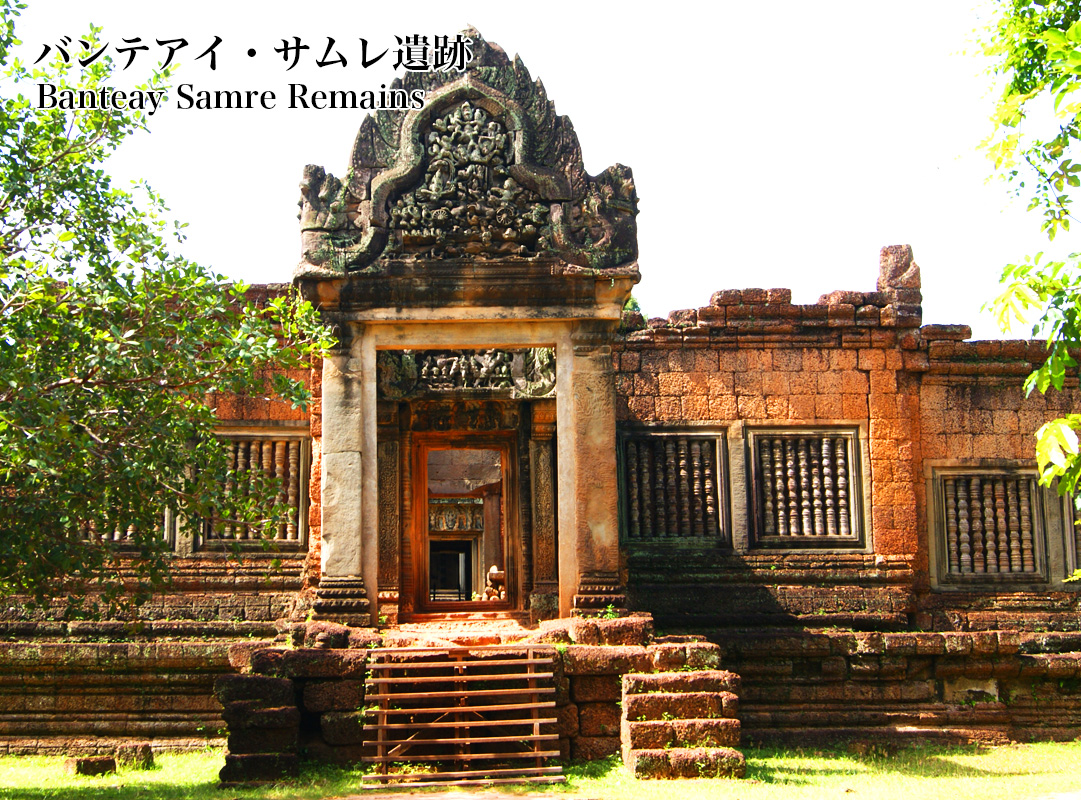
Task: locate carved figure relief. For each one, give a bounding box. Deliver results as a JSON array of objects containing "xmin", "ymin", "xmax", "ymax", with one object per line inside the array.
[
  {"xmin": 387, "ymin": 102, "xmax": 549, "ymax": 259},
  {"xmin": 378, "ymin": 348, "xmax": 555, "ymax": 400},
  {"xmin": 295, "ymin": 30, "xmax": 638, "ymax": 275},
  {"xmin": 428, "ymin": 499, "xmax": 484, "ymax": 532}
]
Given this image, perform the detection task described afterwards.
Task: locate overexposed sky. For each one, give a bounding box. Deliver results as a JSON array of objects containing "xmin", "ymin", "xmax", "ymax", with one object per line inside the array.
[{"xmin": 9, "ymin": 0, "xmax": 1071, "ymax": 339}]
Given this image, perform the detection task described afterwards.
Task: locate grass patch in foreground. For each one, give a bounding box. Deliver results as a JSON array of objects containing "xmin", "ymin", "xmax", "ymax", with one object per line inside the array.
[{"xmin": 0, "ymin": 742, "xmax": 1079, "ymax": 799}]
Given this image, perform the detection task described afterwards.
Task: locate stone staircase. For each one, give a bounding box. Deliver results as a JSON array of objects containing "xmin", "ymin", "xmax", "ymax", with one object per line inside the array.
[{"xmin": 620, "ymin": 670, "xmax": 746, "ymax": 779}]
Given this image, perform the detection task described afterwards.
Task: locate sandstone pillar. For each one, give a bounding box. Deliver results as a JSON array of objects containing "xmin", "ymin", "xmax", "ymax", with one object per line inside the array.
[
  {"xmin": 312, "ymin": 328, "xmax": 370, "ymax": 624},
  {"xmin": 557, "ymin": 330, "xmax": 625, "ymax": 617}
]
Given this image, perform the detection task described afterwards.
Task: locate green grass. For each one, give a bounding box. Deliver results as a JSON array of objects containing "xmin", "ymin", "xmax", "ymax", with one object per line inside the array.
[{"xmin": 0, "ymin": 743, "xmax": 1079, "ymax": 799}]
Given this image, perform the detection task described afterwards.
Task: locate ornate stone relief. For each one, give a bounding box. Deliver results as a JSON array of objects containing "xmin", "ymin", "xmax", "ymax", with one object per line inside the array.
[
  {"xmin": 387, "ymin": 102, "xmax": 549, "ymax": 259},
  {"xmin": 530, "ymin": 439, "xmax": 557, "ymax": 584},
  {"xmin": 296, "ymin": 30, "xmax": 638, "ymax": 276},
  {"xmin": 377, "ymin": 348, "xmax": 555, "ymax": 400},
  {"xmin": 376, "ymin": 440, "xmax": 400, "ymax": 590},
  {"xmin": 407, "ymin": 399, "xmax": 519, "ymax": 433},
  {"xmin": 428, "ymin": 499, "xmax": 485, "ymax": 532}
]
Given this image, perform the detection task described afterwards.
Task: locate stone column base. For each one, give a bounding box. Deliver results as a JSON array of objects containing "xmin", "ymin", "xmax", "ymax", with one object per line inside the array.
[
  {"xmin": 312, "ymin": 576, "xmax": 371, "ymax": 627},
  {"xmin": 529, "ymin": 588, "xmax": 559, "ymax": 625},
  {"xmin": 571, "ymin": 577, "xmax": 627, "ymax": 617}
]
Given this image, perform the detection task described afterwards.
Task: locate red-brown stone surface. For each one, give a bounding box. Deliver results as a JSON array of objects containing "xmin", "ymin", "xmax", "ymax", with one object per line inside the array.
[{"xmin": 627, "ymin": 747, "xmax": 746, "ymax": 779}]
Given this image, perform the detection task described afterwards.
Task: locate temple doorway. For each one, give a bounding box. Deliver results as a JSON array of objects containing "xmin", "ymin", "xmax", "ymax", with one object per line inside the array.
[{"xmin": 412, "ymin": 434, "xmax": 514, "ymax": 614}]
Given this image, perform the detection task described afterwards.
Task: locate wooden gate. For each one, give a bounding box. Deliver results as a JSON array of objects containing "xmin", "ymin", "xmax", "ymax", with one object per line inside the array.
[{"xmin": 360, "ymin": 644, "xmax": 563, "ymax": 787}]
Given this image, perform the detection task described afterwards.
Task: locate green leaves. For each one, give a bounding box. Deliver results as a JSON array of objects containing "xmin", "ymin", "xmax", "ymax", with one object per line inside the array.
[
  {"xmin": 990, "ymin": 252, "xmax": 1081, "ymax": 493},
  {"xmin": 1034, "ymin": 416, "xmax": 1081, "ymax": 493},
  {"xmin": 983, "ymin": 1, "xmax": 1081, "ymax": 239},
  {"xmin": 984, "ymin": 3, "xmax": 1081, "ymax": 501},
  {"xmin": 0, "ymin": 0, "xmax": 332, "ymax": 616}
]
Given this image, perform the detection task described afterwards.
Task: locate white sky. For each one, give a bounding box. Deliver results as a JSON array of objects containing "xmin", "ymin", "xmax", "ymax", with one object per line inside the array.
[{"xmin": 9, "ymin": 0, "xmax": 1072, "ymax": 339}]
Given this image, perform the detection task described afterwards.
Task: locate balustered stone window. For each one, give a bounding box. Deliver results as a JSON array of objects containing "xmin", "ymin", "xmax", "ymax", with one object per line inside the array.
[
  {"xmin": 78, "ymin": 513, "xmax": 176, "ymax": 549},
  {"xmin": 747, "ymin": 428, "xmax": 866, "ymax": 549},
  {"xmin": 194, "ymin": 431, "xmax": 310, "ymax": 551},
  {"xmin": 928, "ymin": 466, "xmax": 1078, "ymax": 590},
  {"xmin": 618, "ymin": 430, "xmax": 729, "ymax": 546}
]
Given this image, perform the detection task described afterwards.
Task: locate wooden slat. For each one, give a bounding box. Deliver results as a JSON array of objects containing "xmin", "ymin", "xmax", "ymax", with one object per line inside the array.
[
  {"xmin": 368, "ymin": 733, "xmax": 559, "ymax": 747},
  {"xmin": 361, "ymin": 775, "xmax": 566, "ymax": 787},
  {"xmin": 363, "ymin": 701, "xmax": 555, "ymax": 716},
  {"xmin": 362, "ymin": 644, "xmax": 562, "ymax": 786},
  {"xmin": 366, "ymin": 645, "xmax": 555, "ymax": 654},
  {"xmin": 361, "ymin": 765, "xmax": 563, "ymax": 781},
  {"xmin": 367, "ymin": 657, "xmax": 553, "ymax": 670},
  {"xmin": 365, "ymin": 713, "xmax": 557, "ymax": 726},
  {"xmin": 362, "ymin": 750, "xmax": 561, "ymax": 763},
  {"xmin": 365, "ymin": 686, "xmax": 554, "ymax": 701},
  {"xmin": 366, "ymin": 671, "xmax": 554, "ymax": 685}
]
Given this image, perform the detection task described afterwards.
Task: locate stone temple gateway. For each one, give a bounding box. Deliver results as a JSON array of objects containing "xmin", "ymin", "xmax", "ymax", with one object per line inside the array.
[
  {"xmin": 295, "ymin": 33, "xmax": 639, "ymax": 624},
  {"xmin": 2, "ymin": 29, "xmax": 1081, "ymax": 784}
]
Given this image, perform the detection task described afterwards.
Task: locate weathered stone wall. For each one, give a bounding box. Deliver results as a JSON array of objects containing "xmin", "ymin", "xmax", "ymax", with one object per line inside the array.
[
  {"xmin": 612, "ymin": 257, "xmax": 1079, "ymax": 635},
  {"xmin": 723, "ymin": 629, "xmax": 1081, "ymax": 745},
  {"xmin": 917, "ymin": 327, "xmax": 1081, "ymax": 631},
  {"xmin": 0, "ymin": 638, "xmax": 259, "ymax": 755},
  {"xmin": 8, "ymin": 253, "xmax": 1081, "ymax": 755},
  {"xmin": 0, "ymin": 558, "xmax": 306, "ymax": 624},
  {"xmin": 614, "ymin": 282, "xmax": 925, "ymax": 631}
]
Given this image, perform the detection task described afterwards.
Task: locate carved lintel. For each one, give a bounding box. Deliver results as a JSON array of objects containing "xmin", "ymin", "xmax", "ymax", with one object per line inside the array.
[
  {"xmin": 408, "ymin": 399, "xmax": 519, "ymax": 432},
  {"xmin": 377, "ymin": 349, "xmax": 555, "ymax": 400},
  {"xmin": 312, "ymin": 576, "xmax": 371, "ymax": 626}
]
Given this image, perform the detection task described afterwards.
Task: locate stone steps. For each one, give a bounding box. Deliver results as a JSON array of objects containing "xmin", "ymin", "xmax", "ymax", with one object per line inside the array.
[{"xmin": 620, "ymin": 670, "xmax": 745, "ymax": 779}]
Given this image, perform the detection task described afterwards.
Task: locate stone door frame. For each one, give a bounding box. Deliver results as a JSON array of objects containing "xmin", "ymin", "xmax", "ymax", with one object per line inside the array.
[{"xmin": 318, "ymin": 315, "xmax": 624, "ymax": 619}]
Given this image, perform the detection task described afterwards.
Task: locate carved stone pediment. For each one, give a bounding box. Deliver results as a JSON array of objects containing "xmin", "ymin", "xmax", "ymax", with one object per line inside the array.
[{"xmin": 296, "ymin": 29, "xmax": 638, "ymax": 279}]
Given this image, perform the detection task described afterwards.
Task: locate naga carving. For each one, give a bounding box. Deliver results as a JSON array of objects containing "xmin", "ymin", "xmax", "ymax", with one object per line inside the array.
[{"xmin": 296, "ymin": 29, "xmax": 637, "ymax": 276}]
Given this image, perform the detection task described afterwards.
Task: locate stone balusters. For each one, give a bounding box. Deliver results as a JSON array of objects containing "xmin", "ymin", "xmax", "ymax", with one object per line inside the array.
[{"xmin": 940, "ymin": 475, "xmax": 1039, "ymax": 576}]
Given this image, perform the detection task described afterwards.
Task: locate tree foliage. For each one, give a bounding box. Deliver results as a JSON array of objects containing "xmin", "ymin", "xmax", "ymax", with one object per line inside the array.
[
  {"xmin": 0, "ymin": 1, "xmax": 332, "ymax": 614},
  {"xmin": 984, "ymin": 0, "xmax": 1081, "ymax": 505}
]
